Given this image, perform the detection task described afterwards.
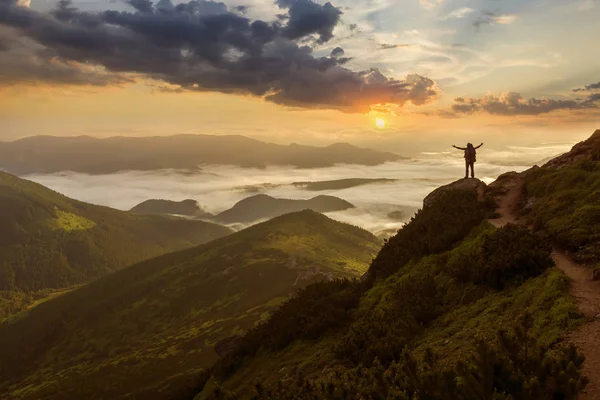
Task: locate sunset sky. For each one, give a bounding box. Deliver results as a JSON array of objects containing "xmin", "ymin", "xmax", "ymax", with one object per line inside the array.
[{"xmin": 0, "ymin": 0, "xmax": 598, "ymax": 154}]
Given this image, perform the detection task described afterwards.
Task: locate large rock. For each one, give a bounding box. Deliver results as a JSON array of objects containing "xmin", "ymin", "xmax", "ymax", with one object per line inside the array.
[
  {"xmin": 130, "ymin": 199, "xmax": 212, "ymax": 218},
  {"xmin": 487, "ymin": 171, "xmax": 522, "ymax": 195},
  {"xmin": 423, "ymin": 178, "xmax": 486, "ymax": 209}
]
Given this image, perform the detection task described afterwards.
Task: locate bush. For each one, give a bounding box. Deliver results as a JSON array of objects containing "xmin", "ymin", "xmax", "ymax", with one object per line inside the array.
[
  {"xmin": 448, "ymin": 225, "xmax": 553, "ymax": 289},
  {"xmin": 205, "ymin": 317, "xmax": 587, "ymax": 400},
  {"xmin": 368, "ymin": 189, "xmax": 492, "ymax": 280}
]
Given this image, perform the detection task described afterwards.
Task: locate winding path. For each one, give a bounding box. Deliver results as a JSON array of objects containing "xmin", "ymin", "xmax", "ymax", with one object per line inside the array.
[{"xmin": 488, "ymin": 177, "xmax": 600, "ymax": 400}]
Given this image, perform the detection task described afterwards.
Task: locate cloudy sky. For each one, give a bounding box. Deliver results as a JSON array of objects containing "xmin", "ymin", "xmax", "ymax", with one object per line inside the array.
[{"xmin": 0, "ymin": 0, "xmax": 598, "ymax": 152}]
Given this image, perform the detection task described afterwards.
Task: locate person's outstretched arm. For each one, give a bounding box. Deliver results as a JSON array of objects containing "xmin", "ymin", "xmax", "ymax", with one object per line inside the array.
[
  {"xmin": 453, "ymin": 145, "xmax": 467, "ymax": 150},
  {"xmin": 475, "ymin": 143, "xmax": 484, "ymax": 149}
]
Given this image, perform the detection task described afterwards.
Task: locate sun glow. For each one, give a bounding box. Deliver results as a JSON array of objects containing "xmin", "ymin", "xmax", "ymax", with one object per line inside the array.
[{"xmin": 375, "ymin": 117, "xmax": 386, "ymax": 129}]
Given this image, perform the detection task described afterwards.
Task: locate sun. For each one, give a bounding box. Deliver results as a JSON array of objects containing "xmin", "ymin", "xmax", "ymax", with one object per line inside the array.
[{"xmin": 375, "ymin": 117, "xmax": 386, "ymax": 129}]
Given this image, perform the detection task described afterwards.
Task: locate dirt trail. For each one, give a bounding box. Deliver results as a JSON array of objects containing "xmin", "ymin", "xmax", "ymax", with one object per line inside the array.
[{"xmin": 488, "ymin": 178, "xmax": 600, "ymax": 400}]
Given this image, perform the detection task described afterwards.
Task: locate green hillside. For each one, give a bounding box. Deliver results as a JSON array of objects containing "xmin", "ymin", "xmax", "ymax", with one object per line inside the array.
[
  {"xmin": 0, "ymin": 172, "xmax": 232, "ymax": 321},
  {"xmin": 0, "ymin": 211, "xmax": 381, "ymax": 400},
  {"xmin": 523, "ymin": 129, "xmax": 600, "ymax": 264},
  {"xmin": 197, "ymin": 182, "xmax": 585, "ymax": 399}
]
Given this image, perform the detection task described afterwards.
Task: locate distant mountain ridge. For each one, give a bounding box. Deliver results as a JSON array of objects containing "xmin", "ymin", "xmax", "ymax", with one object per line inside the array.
[
  {"xmin": 214, "ymin": 194, "xmax": 355, "ymax": 224},
  {"xmin": 131, "ymin": 199, "xmax": 213, "ymax": 218},
  {"xmin": 0, "ymin": 135, "xmax": 403, "ymax": 174}
]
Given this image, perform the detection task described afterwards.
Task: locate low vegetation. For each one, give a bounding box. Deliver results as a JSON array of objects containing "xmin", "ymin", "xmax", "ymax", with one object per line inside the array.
[
  {"xmin": 199, "ymin": 186, "xmax": 584, "ymax": 399},
  {"xmin": 0, "ymin": 211, "xmax": 380, "ymax": 400},
  {"xmin": 524, "ymin": 156, "xmax": 600, "ymax": 264},
  {"xmin": 0, "ymin": 172, "xmax": 231, "ymax": 322}
]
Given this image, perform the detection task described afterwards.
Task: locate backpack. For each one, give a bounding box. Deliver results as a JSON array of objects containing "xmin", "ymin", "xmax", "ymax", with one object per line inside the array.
[{"xmin": 466, "ymin": 146, "xmax": 476, "ymax": 162}]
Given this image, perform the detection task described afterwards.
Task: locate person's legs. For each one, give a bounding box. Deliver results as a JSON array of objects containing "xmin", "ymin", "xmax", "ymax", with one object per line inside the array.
[
  {"xmin": 465, "ymin": 160, "xmax": 469, "ymax": 178},
  {"xmin": 470, "ymin": 162, "xmax": 475, "ymax": 178}
]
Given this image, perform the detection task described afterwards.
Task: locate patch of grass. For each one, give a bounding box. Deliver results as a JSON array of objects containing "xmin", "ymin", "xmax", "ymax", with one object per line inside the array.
[
  {"xmin": 525, "ymin": 159, "xmax": 600, "ymax": 263},
  {"xmin": 51, "ymin": 209, "xmax": 96, "ymax": 232}
]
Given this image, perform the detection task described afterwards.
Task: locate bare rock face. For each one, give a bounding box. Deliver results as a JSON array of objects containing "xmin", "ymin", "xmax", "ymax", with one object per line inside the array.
[
  {"xmin": 543, "ymin": 129, "xmax": 600, "ymax": 169},
  {"xmin": 592, "ymin": 269, "xmax": 600, "ymax": 282},
  {"xmin": 423, "ymin": 178, "xmax": 487, "ymax": 209}
]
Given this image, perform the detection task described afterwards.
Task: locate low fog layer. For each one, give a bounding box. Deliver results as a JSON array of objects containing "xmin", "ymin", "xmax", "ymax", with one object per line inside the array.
[{"xmin": 25, "ymin": 144, "xmax": 570, "ymax": 235}]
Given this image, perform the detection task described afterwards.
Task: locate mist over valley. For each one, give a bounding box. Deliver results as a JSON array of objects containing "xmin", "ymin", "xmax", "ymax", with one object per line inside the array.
[{"xmin": 21, "ymin": 142, "xmax": 569, "ymax": 236}]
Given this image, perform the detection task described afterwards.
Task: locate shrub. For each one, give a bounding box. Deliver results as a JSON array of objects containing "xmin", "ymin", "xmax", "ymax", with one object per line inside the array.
[
  {"xmin": 368, "ymin": 189, "xmax": 492, "ymax": 280},
  {"xmin": 205, "ymin": 318, "xmax": 587, "ymax": 400},
  {"xmin": 448, "ymin": 225, "xmax": 553, "ymax": 289}
]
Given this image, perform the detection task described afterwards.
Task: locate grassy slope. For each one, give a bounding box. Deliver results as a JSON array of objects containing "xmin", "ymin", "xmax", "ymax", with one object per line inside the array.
[
  {"xmin": 0, "ymin": 211, "xmax": 381, "ymax": 400},
  {"xmin": 0, "ymin": 172, "xmax": 232, "ymax": 321},
  {"xmin": 201, "ymin": 187, "xmax": 583, "ymax": 399},
  {"xmin": 523, "ymin": 137, "xmax": 600, "ymax": 264}
]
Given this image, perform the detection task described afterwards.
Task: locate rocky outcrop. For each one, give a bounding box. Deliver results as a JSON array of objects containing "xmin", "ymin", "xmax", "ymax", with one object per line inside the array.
[
  {"xmin": 423, "ymin": 178, "xmax": 486, "ymax": 209},
  {"xmin": 130, "ymin": 199, "xmax": 213, "ymax": 218},
  {"xmin": 543, "ymin": 129, "xmax": 600, "ymax": 169},
  {"xmin": 487, "ymin": 172, "xmax": 524, "ymax": 195}
]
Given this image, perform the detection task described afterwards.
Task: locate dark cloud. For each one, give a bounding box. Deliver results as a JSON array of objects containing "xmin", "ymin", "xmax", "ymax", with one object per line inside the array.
[
  {"xmin": 573, "ymin": 81, "xmax": 600, "ymax": 92},
  {"xmin": 378, "ymin": 43, "xmax": 410, "ymax": 50},
  {"xmin": 0, "ymin": 27, "xmax": 132, "ymax": 87},
  {"xmin": 126, "ymin": 0, "xmax": 154, "ymax": 13},
  {"xmin": 451, "ymin": 91, "xmax": 599, "ymax": 116},
  {"xmin": 472, "ymin": 11, "xmax": 515, "ymax": 30},
  {"xmin": 275, "ymin": 0, "xmax": 342, "ymax": 44},
  {"xmin": 155, "ymin": 0, "xmax": 174, "ymax": 11},
  {"xmin": 330, "ymin": 46, "xmax": 344, "ymax": 57},
  {"xmin": 586, "ymin": 93, "xmax": 600, "ymax": 104},
  {"xmin": 232, "ymin": 5, "xmax": 249, "ymax": 14},
  {"xmin": 473, "ymin": 11, "xmax": 494, "ymax": 29},
  {"xmin": 0, "ymin": 0, "xmax": 437, "ymax": 112}
]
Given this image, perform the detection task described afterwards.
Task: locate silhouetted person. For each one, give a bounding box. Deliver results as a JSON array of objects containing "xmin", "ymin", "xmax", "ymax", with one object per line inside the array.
[{"xmin": 452, "ymin": 142, "xmax": 483, "ymax": 178}]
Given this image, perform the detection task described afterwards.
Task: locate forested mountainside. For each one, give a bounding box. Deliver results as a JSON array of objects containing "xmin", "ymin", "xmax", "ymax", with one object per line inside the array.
[
  {"xmin": 0, "ymin": 172, "xmax": 231, "ymax": 322},
  {"xmin": 0, "ymin": 211, "xmax": 381, "ymax": 400}
]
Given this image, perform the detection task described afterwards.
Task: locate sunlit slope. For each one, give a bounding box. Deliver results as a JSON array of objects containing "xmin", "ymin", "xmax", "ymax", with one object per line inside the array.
[
  {"xmin": 198, "ymin": 180, "xmax": 585, "ymax": 399},
  {"xmin": 0, "ymin": 172, "xmax": 232, "ymax": 320},
  {"xmin": 0, "ymin": 210, "xmax": 380, "ymax": 400}
]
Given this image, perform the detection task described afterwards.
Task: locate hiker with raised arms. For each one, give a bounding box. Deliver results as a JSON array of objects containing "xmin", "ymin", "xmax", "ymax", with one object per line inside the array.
[{"xmin": 452, "ymin": 142, "xmax": 483, "ymax": 179}]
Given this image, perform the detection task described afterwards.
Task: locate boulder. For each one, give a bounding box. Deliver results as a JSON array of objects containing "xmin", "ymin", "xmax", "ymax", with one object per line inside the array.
[{"xmin": 423, "ymin": 178, "xmax": 486, "ymax": 209}]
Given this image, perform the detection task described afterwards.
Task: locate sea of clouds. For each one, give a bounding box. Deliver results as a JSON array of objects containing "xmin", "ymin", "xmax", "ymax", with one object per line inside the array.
[{"xmin": 24, "ymin": 143, "xmax": 571, "ymax": 236}]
